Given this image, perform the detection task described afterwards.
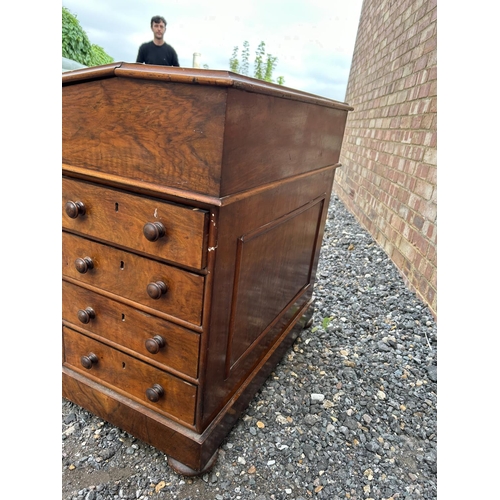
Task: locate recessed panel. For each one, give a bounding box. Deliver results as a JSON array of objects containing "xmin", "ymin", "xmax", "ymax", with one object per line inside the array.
[{"xmin": 227, "ymin": 200, "xmax": 324, "ymax": 370}]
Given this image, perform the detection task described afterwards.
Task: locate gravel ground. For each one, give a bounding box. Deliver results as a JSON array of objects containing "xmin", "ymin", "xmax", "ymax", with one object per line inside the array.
[{"xmin": 62, "ymin": 192, "xmax": 437, "ymax": 500}]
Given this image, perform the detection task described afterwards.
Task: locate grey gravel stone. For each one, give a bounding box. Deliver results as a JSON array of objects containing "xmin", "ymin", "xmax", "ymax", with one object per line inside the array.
[
  {"xmin": 62, "ymin": 193, "xmax": 437, "ymax": 499},
  {"xmin": 427, "ymin": 364, "xmax": 437, "ymax": 382}
]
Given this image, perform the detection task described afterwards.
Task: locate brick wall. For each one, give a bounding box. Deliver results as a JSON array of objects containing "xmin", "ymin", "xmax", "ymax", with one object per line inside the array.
[{"xmin": 335, "ymin": 0, "xmax": 437, "ymax": 317}]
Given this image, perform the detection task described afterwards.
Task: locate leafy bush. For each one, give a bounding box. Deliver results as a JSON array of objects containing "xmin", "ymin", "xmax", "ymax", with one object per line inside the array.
[
  {"xmin": 62, "ymin": 7, "xmax": 113, "ymax": 66},
  {"xmin": 88, "ymin": 44, "xmax": 114, "ymax": 66},
  {"xmin": 230, "ymin": 40, "xmax": 284, "ymax": 85}
]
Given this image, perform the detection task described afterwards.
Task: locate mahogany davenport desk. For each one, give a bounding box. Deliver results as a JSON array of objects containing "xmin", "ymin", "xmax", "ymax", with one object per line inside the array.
[{"xmin": 62, "ymin": 63, "xmax": 352, "ymax": 475}]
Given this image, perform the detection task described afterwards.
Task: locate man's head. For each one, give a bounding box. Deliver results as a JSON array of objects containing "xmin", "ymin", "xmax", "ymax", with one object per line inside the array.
[
  {"xmin": 151, "ymin": 15, "xmax": 167, "ymax": 27},
  {"xmin": 150, "ymin": 15, "xmax": 167, "ymax": 43}
]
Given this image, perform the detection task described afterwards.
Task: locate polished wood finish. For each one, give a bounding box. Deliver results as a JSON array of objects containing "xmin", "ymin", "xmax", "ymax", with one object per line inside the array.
[
  {"xmin": 62, "ymin": 281, "xmax": 200, "ymax": 379},
  {"xmin": 62, "ymin": 232, "xmax": 204, "ymax": 325},
  {"xmin": 63, "ymin": 327, "xmax": 197, "ymax": 425},
  {"xmin": 62, "ymin": 63, "xmax": 351, "ymax": 475},
  {"xmin": 63, "ymin": 177, "xmax": 209, "ymax": 269}
]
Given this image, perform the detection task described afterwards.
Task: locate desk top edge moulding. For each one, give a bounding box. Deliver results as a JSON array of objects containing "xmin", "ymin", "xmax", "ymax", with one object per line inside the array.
[{"xmin": 62, "ymin": 63, "xmax": 352, "ymax": 476}]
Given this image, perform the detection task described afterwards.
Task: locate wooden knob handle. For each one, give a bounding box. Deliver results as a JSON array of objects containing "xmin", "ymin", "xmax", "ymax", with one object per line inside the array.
[
  {"xmin": 145, "ymin": 335, "xmax": 166, "ymax": 354},
  {"xmin": 77, "ymin": 307, "xmax": 96, "ymax": 324},
  {"xmin": 145, "ymin": 383, "xmax": 164, "ymax": 402},
  {"xmin": 75, "ymin": 257, "xmax": 94, "ymax": 274},
  {"xmin": 143, "ymin": 222, "xmax": 166, "ymax": 242},
  {"xmin": 65, "ymin": 200, "xmax": 86, "ymax": 219},
  {"xmin": 80, "ymin": 353, "xmax": 98, "ymax": 369},
  {"xmin": 147, "ymin": 281, "xmax": 167, "ymax": 299}
]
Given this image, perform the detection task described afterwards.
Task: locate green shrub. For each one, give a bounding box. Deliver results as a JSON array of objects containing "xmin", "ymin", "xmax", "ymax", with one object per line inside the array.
[
  {"xmin": 62, "ymin": 7, "xmax": 113, "ymax": 67},
  {"xmin": 89, "ymin": 44, "xmax": 114, "ymax": 66}
]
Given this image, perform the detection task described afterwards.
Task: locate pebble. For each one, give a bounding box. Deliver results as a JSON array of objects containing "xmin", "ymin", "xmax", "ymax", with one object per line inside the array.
[
  {"xmin": 62, "ymin": 194, "xmax": 437, "ymax": 500},
  {"xmin": 311, "ymin": 393, "xmax": 325, "ymax": 403}
]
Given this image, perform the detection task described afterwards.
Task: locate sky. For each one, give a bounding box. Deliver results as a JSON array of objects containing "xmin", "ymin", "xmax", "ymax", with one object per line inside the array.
[{"xmin": 62, "ymin": 0, "xmax": 363, "ymax": 102}]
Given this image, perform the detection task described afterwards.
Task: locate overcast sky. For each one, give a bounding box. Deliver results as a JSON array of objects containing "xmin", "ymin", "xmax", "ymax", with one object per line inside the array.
[{"xmin": 62, "ymin": 0, "xmax": 363, "ymax": 102}]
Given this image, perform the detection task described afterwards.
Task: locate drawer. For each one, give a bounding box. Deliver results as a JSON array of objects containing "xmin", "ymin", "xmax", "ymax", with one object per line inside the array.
[
  {"xmin": 62, "ymin": 177, "xmax": 209, "ymax": 269},
  {"xmin": 62, "ymin": 232, "xmax": 204, "ymax": 326},
  {"xmin": 63, "ymin": 327, "xmax": 197, "ymax": 425},
  {"xmin": 62, "ymin": 281, "xmax": 200, "ymax": 379}
]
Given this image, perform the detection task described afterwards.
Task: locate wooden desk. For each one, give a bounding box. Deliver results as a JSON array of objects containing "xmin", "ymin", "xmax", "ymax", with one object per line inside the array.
[{"xmin": 62, "ymin": 63, "xmax": 352, "ymax": 475}]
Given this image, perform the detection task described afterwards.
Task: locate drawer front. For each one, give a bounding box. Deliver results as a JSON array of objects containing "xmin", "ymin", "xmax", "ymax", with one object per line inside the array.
[
  {"xmin": 62, "ymin": 281, "xmax": 200, "ymax": 379},
  {"xmin": 62, "ymin": 177, "xmax": 209, "ymax": 269},
  {"xmin": 63, "ymin": 327, "xmax": 197, "ymax": 425},
  {"xmin": 62, "ymin": 232, "xmax": 204, "ymax": 326}
]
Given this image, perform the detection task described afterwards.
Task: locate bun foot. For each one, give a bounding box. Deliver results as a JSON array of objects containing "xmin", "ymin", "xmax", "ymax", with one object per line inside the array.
[
  {"xmin": 304, "ymin": 316, "xmax": 314, "ymax": 329},
  {"xmin": 167, "ymin": 450, "xmax": 219, "ymax": 476}
]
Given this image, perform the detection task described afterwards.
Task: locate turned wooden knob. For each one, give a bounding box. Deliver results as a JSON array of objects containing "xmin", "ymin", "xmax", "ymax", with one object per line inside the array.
[
  {"xmin": 146, "ymin": 383, "xmax": 164, "ymax": 402},
  {"xmin": 147, "ymin": 281, "xmax": 168, "ymax": 299},
  {"xmin": 143, "ymin": 222, "xmax": 166, "ymax": 242},
  {"xmin": 80, "ymin": 353, "xmax": 98, "ymax": 369},
  {"xmin": 65, "ymin": 200, "xmax": 86, "ymax": 218},
  {"xmin": 145, "ymin": 335, "xmax": 166, "ymax": 354},
  {"xmin": 75, "ymin": 257, "xmax": 94, "ymax": 274},
  {"xmin": 77, "ymin": 307, "xmax": 96, "ymax": 324}
]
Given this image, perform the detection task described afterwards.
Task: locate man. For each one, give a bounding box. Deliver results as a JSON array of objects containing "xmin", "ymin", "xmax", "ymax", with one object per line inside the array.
[{"xmin": 136, "ymin": 16, "xmax": 180, "ymax": 67}]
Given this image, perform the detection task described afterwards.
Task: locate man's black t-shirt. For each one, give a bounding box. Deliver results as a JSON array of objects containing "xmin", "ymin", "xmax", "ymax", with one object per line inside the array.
[{"xmin": 136, "ymin": 41, "xmax": 180, "ymax": 66}]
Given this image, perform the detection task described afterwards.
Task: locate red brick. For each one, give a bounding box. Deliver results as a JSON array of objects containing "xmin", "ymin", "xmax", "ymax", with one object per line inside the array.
[
  {"xmin": 423, "ymin": 36, "xmax": 436, "ymax": 55},
  {"xmin": 404, "ymin": 72, "xmax": 418, "ymax": 89},
  {"xmin": 429, "ymin": 79, "xmax": 437, "ymax": 97},
  {"xmin": 406, "ymin": 175, "xmax": 417, "ymax": 191},
  {"xmin": 399, "ymin": 187, "xmax": 410, "ymax": 205},
  {"xmin": 421, "ymin": 261, "xmax": 433, "ymax": 281},
  {"xmin": 418, "ymin": 83, "xmax": 431, "ymax": 99},
  {"xmin": 413, "ymin": 214, "xmax": 425, "ymax": 230},
  {"xmin": 411, "ymin": 131, "xmax": 425, "ymax": 145},
  {"xmin": 410, "ymin": 146, "xmax": 425, "ymax": 161},
  {"xmin": 419, "ymin": 22, "xmax": 435, "ymax": 44},
  {"xmin": 425, "ymin": 286, "xmax": 436, "ymax": 309},
  {"xmin": 416, "ymin": 163, "xmax": 430, "ymax": 178},
  {"xmin": 423, "ymin": 132, "xmax": 434, "ymax": 146},
  {"xmin": 420, "ymin": 114, "xmax": 434, "ymax": 129},
  {"xmin": 414, "ymin": 54, "xmax": 429, "ymax": 72},
  {"xmin": 391, "ymin": 247, "xmax": 405, "ymax": 270},
  {"xmin": 410, "ymin": 229, "xmax": 429, "ymax": 255},
  {"xmin": 411, "ymin": 115, "xmax": 423, "ymax": 129},
  {"xmin": 427, "ymin": 0, "xmax": 437, "ymax": 12},
  {"xmin": 429, "ymin": 96, "xmax": 437, "ymax": 113},
  {"xmin": 413, "ymin": 251, "xmax": 423, "ymax": 270},
  {"xmin": 427, "ymin": 165, "xmax": 437, "ymax": 184},
  {"xmin": 426, "ymin": 222, "xmax": 435, "ymax": 241}
]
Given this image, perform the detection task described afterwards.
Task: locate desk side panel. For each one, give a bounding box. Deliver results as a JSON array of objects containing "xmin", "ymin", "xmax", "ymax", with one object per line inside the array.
[
  {"xmin": 220, "ymin": 88, "xmax": 349, "ymax": 195},
  {"xmin": 200, "ymin": 168, "xmax": 336, "ymax": 428}
]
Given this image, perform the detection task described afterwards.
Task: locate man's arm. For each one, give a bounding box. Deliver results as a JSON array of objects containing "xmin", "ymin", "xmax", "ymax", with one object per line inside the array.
[
  {"xmin": 136, "ymin": 44, "xmax": 146, "ymax": 63},
  {"xmin": 171, "ymin": 47, "xmax": 180, "ymax": 67}
]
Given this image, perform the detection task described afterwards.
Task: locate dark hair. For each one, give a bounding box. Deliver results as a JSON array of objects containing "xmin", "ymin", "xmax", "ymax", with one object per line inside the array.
[{"xmin": 151, "ymin": 16, "xmax": 167, "ymax": 27}]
